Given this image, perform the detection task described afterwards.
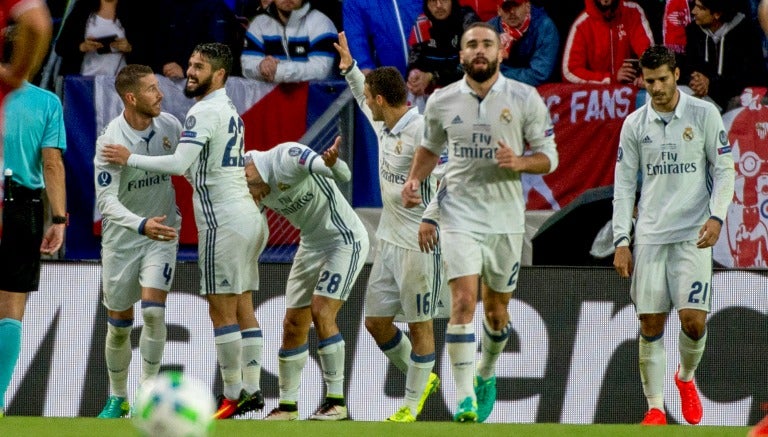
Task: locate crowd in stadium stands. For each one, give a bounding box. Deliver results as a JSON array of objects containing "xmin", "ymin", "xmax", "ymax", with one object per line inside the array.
[{"xmin": 35, "ymin": 0, "xmax": 768, "ymax": 113}]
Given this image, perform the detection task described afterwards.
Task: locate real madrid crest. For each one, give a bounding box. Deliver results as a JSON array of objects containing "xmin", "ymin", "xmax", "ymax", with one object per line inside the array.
[
  {"xmin": 278, "ymin": 182, "xmax": 291, "ymax": 191},
  {"xmin": 162, "ymin": 137, "xmax": 172, "ymax": 150},
  {"xmin": 395, "ymin": 140, "xmax": 403, "ymax": 155},
  {"xmin": 682, "ymin": 127, "xmax": 694, "ymax": 142},
  {"xmin": 500, "ymin": 108, "xmax": 512, "ymax": 124}
]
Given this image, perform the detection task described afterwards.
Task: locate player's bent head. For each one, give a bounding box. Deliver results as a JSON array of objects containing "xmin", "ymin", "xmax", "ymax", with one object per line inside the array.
[
  {"xmin": 365, "ymin": 67, "xmax": 407, "ymax": 107},
  {"xmin": 115, "ymin": 64, "xmax": 155, "ymax": 98},
  {"xmin": 193, "ymin": 42, "xmax": 233, "ymax": 81},
  {"xmin": 640, "ymin": 45, "xmax": 677, "ymax": 72}
]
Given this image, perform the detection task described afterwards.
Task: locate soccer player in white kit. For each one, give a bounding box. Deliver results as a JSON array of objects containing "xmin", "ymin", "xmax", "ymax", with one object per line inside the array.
[
  {"xmin": 402, "ymin": 22, "xmax": 558, "ymax": 423},
  {"xmin": 94, "ymin": 64, "xmax": 182, "ymax": 418},
  {"xmin": 612, "ymin": 45, "xmax": 735, "ymax": 426},
  {"xmin": 102, "ymin": 44, "xmax": 268, "ymax": 419},
  {"xmin": 243, "ymin": 138, "xmax": 368, "ymax": 421},
  {"xmin": 334, "ymin": 31, "xmax": 442, "ymax": 423}
]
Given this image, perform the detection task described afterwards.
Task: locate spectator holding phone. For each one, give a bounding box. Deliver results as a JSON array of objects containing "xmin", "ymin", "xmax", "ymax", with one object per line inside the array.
[{"xmin": 55, "ymin": 0, "xmax": 148, "ymax": 76}]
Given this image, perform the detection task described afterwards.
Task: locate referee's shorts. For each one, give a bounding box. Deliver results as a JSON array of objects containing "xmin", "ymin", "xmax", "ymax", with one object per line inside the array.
[{"xmin": 0, "ymin": 182, "xmax": 44, "ymax": 292}]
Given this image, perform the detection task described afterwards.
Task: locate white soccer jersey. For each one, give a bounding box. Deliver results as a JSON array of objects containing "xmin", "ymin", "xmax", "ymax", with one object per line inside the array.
[
  {"xmin": 95, "ymin": 112, "xmax": 182, "ymax": 249},
  {"xmin": 181, "ymin": 89, "xmax": 260, "ymax": 230},
  {"xmin": 613, "ymin": 90, "xmax": 736, "ymax": 245},
  {"xmin": 345, "ymin": 66, "xmax": 436, "ymax": 251},
  {"xmin": 245, "ymin": 142, "xmax": 366, "ymax": 250},
  {"xmin": 421, "ymin": 76, "xmax": 558, "ymax": 234}
]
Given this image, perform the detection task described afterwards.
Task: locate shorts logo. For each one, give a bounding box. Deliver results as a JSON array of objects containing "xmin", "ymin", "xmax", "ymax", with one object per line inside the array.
[
  {"xmin": 97, "ymin": 171, "xmax": 112, "ymax": 187},
  {"xmin": 220, "ymin": 279, "xmax": 230, "ymax": 287},
  {"xmin": 719, "ymin": 130, "xmax": 728, "ymax": 145},
  {"xmin": 617, "ymin": 146, "xmax": 623, "ymax": 162},
  {"xmin": 682, "ymin": 127, "xmax": 694, "ymax": 142},
  {"xmin": 184, "ymin": 116, "xmax": 196, "ymax": 130},
  {"xmin": 288, "ymin": 147, "xmax": 302, "ymax": 157}
]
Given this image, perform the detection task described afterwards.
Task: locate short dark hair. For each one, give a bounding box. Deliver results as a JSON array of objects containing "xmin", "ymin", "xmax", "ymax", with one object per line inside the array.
[
  {"xmin": 365, "ymin": 67, "xmax": 407, "ymax": 106},
  {"xmin": 193, "ymin": 42, "xmax": 233, "ymax": 81},
  {"xmin": 696, "ymin": 0, "xmax": 738, "ymax": 22},
  {"xmin": 461, "ymin": 22, "xmax": 500, "ymax": 47},
  {"xmin": 640, "ymin": 45, "xmax": 677, "ymax": 71},
  {"xmin": 115, "ymin": 64, "xmax": 154, "ymax": 98}
]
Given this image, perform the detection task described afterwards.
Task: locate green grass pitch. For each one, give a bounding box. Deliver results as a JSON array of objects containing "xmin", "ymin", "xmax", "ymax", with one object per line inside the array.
[{"xmin": 0, "ymin": 417, "xmax": 753, "ymax": 437}]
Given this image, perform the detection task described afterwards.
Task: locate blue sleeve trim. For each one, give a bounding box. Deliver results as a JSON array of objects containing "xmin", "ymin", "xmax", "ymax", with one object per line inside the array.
[
  {"xmin": 421, "ymin": 218, "xmax": 438, "ymax": 227},
  {"xmin": 613, "ymin": 236, "xmax": 629, "ymax": 248},
  {"xmin": 138, "ymin": 218, "xmax": 148, "ymax": 235}
]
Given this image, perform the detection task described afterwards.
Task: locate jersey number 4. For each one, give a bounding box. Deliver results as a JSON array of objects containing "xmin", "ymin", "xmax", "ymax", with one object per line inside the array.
[{"xmin": 222, "ymin": 117, "xmax": 245, "ymax": 167}]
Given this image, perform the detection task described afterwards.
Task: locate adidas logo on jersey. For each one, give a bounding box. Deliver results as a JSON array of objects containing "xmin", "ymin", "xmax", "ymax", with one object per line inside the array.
[
  {"xmin": 451, "ymin": 115, "xmax": 463, "ymax": 124},
  {"xmin": 641, "ymin": 135, "xmax": 653, "ymax": 144}
]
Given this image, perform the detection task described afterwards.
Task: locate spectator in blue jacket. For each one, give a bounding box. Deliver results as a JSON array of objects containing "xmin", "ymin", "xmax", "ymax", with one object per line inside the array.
[
  {"xmin": 488, "ymin": 0, "xmax": 559, "ymax": 86},
  {"xmin": 342, "ymin": 0, "xmax": 422, "ymax": 77}
]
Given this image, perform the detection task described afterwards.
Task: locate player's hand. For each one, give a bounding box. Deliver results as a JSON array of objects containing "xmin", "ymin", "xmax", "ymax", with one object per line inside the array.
[
  {"xmin": 322, "ymin": 136, "xmax": 342, "ymax": 167},
  {"xmin": 144, "ymin": 215, "xmax": 178, "ymax": 242},
  {"xmin": 401, "ymin": 179, "xmax": 422, "ymax": 208},
  {"xmin": 496, "ymin": 140, "xmax": 524, "ymax": 171},
  {"xmin": 697, "ymin": 218, "xmax": 722, "ymax": 248},
  {"xmin": 163, "ymin": 62, "xmax": 185, "ymax": 80},
  {"xmin": 334, "ymin": 32, "xmax": 354, "ymax": 71},
  {"xmin": 102, "ymin": 144, "xmax": 131, "ymax": 166},
  {"xmin": 689, "ymin": 71, "xmax": 709, "ymax": 97},
  {"xmin": 40, "ymin": 223, "xmax": 65, "ymax": 255},
  {"xmin": 418, "ymin": 220, "xmax": 438, "ymax": 253},
  {"xmin": 613, "ymin": 246, "xmax": 633, "ymax": 278}
]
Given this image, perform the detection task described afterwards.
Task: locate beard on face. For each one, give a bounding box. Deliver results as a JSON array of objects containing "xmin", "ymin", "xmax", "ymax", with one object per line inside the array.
[
  {"xmin": 183, "ymin": 76, "xmax": 212, "ymax": 98},
  {"xmin": 462, "ymin": 57, "xmax": 499, "ymax": 83}
]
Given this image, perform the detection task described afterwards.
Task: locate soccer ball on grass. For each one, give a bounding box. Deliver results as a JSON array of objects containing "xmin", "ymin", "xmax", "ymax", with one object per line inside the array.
[{"xmin": 132, "ymin": 371, "xmax": 215, "ymax": 437}]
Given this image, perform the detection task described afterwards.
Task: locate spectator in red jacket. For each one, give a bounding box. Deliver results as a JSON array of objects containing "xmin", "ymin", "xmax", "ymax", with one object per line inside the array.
[{"xmin": 562, "ymin": 0, "xmax": 654, "ymax": 85}]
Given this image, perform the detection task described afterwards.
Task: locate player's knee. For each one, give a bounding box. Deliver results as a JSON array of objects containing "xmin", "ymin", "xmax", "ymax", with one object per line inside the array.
[
  {"xmin": 680, "ymin": 319, "xmax": 706, "ymax": 340},
  {"xmin": 141, "ymin": 305, "xmax": 166, "ymax": 328},
  {"xmin": 282, "ymin": 315, "xmax": 309, "ymax": 338},
  {"xmin": 106, "ymin": 321, "xmax": 133, "ymax": 345}
]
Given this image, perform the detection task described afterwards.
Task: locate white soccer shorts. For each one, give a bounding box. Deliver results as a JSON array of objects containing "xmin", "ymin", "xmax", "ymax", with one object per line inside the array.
[
  {"xmin": 631, "ymin": 241, "xmax": 713, "ymax": 314},
  {"xmin": 441, "ymin": 230, "xmax": 523, "ymax": 293}
]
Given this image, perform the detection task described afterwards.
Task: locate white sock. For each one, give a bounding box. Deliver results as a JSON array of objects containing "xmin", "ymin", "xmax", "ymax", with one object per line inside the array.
[
  {"xmin": 404, "ymin": 352, "xmax": 435, "ymax": 415},
  {"xmin": 639, "ymin": 334, "xmax": 666, "ymax": 411},
  {"xmin": 446, "ymin": 323, "xmax": 475, "ymax": 402},
  {"xmin": 105, "ymin": 319, "xmax": 133, "ymax": 398},
  {"xmin": 379, "ymin": 328, "xmax": 411, "ymax": 374},
  {"xmin": 214, "ymin": 325, "xmax": 242, "ymax": 400},
  {"xmin": 318, "ymin": 334, "xmax": 345, "ymax": 398},
  {"xmin": 477, "ymin": 318, "xmax": 511, "ymax": 380},
  {"xmin": 139, "ymin": 304, "xmax": 166, "ymax": 385},
  {"xmin": 278, "ymin": 344, "xmax": 309, "ymax": 403},
  {"xmin": 241, "ymin": 328, "xmax": 263, "ymax": 394},
  {"xmin": 678, "ymin": 329, "xmax": 707, "ymax": 381}
]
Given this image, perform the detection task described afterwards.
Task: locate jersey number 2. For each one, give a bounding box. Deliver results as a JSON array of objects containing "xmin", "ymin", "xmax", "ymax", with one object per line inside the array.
[{"xmin": 222, "ymin": 117, "xmax": 245, "ymax": 167}]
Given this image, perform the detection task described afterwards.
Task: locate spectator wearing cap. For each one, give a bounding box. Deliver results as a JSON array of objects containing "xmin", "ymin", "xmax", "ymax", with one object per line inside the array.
[
  {"xmin": 562, "ymin": 0, "xmax": 654, "ymax": 84},
  {"xmin": 488, "ymin": 0, "xmax": 559, "ymax": 85},
  {"xmin": 681, "ymin": 0, "xmax": 767, "ymax": 111}
]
